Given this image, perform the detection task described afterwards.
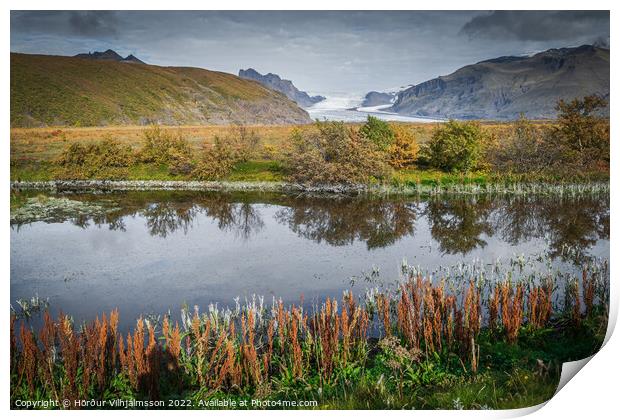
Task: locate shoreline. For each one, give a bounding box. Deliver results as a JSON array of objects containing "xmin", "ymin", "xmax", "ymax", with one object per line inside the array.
[{"xmin": 10, "ymin": 179, "xmax": 610, "ymax": 196}]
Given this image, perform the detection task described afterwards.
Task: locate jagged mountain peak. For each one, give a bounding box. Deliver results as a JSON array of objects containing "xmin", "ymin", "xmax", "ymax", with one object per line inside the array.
[
  {"xmin": 239, "ymin": 68, "xmax": 325, "ymax": 108},
  {"xmin": 74, "ymin": 49, "xmax": 145, "ymax": 64}
]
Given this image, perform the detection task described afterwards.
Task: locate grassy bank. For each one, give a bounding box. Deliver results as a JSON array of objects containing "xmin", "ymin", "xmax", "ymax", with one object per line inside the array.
[
  {"xmin": 11, "ymin": 261, "xmax": 608, "ymax": 409},
  {"xmin": 10, "ymin": 120, "xmax": 609, "ymax": 187}
]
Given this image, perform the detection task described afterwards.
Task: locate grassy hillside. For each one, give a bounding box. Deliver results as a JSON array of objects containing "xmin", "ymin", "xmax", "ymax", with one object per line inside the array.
[{"xmin": 10, "ymin": 53, "xmax": 312, "ymax": 127}]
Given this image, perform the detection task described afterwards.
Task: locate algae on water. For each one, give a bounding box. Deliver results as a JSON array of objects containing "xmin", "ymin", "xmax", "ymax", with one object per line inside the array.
[{"xmin": 10, "ymin": 195, "xmax": 119, "ymax": 225}]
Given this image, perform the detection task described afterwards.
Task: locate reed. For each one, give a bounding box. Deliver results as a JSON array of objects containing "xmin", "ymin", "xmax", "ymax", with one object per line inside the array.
[
  {"xmin": 10, "ymin": 261, "xmax": 608, "ymax": 407},
  {"xmin": 582, "ymin": 269, "xmax": 596, "ymax": 317}
]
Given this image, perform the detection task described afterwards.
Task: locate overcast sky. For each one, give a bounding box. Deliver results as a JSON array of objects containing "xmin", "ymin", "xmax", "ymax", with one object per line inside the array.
[{"xmin": 10, "ymin": 11, "xmax": 610, "ymax": 95}]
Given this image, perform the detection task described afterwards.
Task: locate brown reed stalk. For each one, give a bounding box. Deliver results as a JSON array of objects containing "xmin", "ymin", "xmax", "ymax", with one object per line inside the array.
[
  {"xmin": 276, "ymin": 299, "xmax": 285, "ymax": 353},
  {"xmin": 162, "ymin": 317, "xmax": 181, "ymax": 374},
  {"xmin": 571, "ymin": 280, "xmax": 581, "ymax": 326},
  {"xmin": 500, "ymin": 282, "xmax": 524, "ymax": 343},
  {"xmin": 422, "ymin": 282, "xmax": 436, "ymax": 354},
  {"xmin": 146, "ymin": 323, "xmax": 160, "ymax": 399},
  {"xmin": 109, "ymin": 309, "xmax": 119, "ymax": 369},
  {"xmin": 342, "ymin": 305, "xmax": 350, "ymax": 361},
  {"xmin": 357, "ymin": 307, "xmax": 369, "ymax": 343},
  {"xmin": 432, "ymin": 283, "xmax": 445, "ymax": 351},
  {"xmin": 240, "ymin": 311, "xmax": 262, "ymax": 385},
  {"xmin": 344, "ymin": 290, "xmax": 356, "ymax": 323},
  {"xmin": 38, "ymin": 311, "xmax": 59, "ymax": 401},
  {"xmin": 10, "ymin": 315, "xmax": 17, "ymax": 374},
  {"xmin": 583, "ymin": 269, "xmax": 595, "ymax": 317},
  {"xmin": 207, "ymin": 328, "xmax": 227, "ymax": 386},
  {"xmin": 290, "ymin": 307, "xmax": 303, "ymax": 378},
  {"xmin": 445, "ymin": 296, "xmax": 456, "ymax": 348},
  {"xmin": 397, "ymin": 284, "xmax": 418, "ymax": 349},
  {"xmin": 315, "ymin": 298, "xmax": 340, "ymax": 381},
  {"xmin": 132, "ymin": 318, "xmax": 147, "ymax": 389},
  {"xmin": 266, "ymin": 319, "xmax": 274, "ymax": 368},
  {"xmin": 376, "ymin": 293, "xmax": 391, "ymax": 336},
  {"xmin": 470, "ymin": 336, "xmax": 479, "ymax": 374},
  {"xmin": 464, "ymin": 281, "xmax": 480, "ymax": 341},
  {"xmin": 119, "ymin": 332, "xmax": 137, "ymax": 389},
  {"xmin": 528, "ymin": 284, "xmax": 553, "ymax": 329},
  {"xmin": 58, "ymin": 315, "xmax": 79, "ymax": 405},
  {"xmin": 95, "ymin": 313, "xmax": 109, "ymax": 390},
  {"xmin": 19, "ymin": 323, "xmax": 37, "ymax": 396}
]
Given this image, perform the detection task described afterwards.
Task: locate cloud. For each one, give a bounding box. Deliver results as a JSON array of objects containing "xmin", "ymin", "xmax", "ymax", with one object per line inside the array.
[
  {"xmin": 460, "ymin": 11, "xmax": 609, "ymax": 42},
  {"xmin": 10, "ymin": 11, "xmax": 611, "ymax": 93},
  {"xmin": 592, "ymin": 35, "xmax": 610, "ymax": 49},
  {"xmin": 68, "ymin": 11, "xmax": 118, "ymax": 37},
  {"xmin": 11, "ymin": 10, "xmax": 118, "ymax": 38}
]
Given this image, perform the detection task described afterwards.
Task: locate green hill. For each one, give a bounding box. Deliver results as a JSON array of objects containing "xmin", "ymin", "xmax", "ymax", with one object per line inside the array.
[{"xmin": 11, "ymin": 53, "xmax": 312, "ymax": 127}]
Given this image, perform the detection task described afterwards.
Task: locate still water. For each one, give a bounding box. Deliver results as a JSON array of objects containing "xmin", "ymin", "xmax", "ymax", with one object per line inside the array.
[{"xmin": 10, "ymin": 190, "xmax": 609, "ymax": 330}]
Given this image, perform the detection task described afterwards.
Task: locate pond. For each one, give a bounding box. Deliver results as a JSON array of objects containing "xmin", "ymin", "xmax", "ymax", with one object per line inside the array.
[{"xmin": 10, "ymin": 190, "xmax": 609, "ymax": 331}]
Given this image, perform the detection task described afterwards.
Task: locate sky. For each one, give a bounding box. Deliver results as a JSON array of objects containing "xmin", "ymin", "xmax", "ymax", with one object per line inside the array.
[{"xmin": 10, "ymin": 11, "xmax": 610, "ymax": 95}]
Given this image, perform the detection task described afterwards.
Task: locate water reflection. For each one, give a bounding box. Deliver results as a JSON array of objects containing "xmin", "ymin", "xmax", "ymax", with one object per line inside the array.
[
  {"xmin": 10, "ymin": 191, "xmax": 609, "ymax": 261},
  {"xmin": 491, "ymin": 195, "xmax": 610, "ymax": 262},
  {"xmin": 424, "ymin": 197, "xmax": 494, "ymax": 254},
  {"xmin": 275, "ymin": 198, "xmax": 417, "ymax": 249}
]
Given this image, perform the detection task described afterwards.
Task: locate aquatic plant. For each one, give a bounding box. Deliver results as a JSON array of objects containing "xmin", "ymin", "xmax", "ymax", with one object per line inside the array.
[{"xmin": 10, "ymin": 259, "xmax": 608, "ymax": 409}]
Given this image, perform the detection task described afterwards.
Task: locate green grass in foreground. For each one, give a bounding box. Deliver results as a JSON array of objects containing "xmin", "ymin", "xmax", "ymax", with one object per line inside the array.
[{"xmin": 10, "ymin": 159, "xmax": 609, "ymax": 185}]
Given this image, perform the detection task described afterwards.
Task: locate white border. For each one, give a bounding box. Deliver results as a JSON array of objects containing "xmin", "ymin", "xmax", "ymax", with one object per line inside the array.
[{"xmin": 3, "ymin": 2, "xmax": 617, "ymax": 419}]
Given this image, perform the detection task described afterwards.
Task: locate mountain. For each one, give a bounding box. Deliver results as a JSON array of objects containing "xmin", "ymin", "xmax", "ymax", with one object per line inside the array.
[
  {"xmin": 239, "ymin": 68, "xmax": 325, "ymax": 108},
  {"xmin": 74, "ymin": 49, "xmax": 145, "ymax": 64},
  {"xmin": 123, "ymin": 54, "xmax": 145, "ymax": 64},
  {"xmin": 361, "ymin": 91, "xmax": 395, "ymax": 107},
  {"xmin": 389, "ymin": 45, "xmax": 610, "ymax": 120},
  {"xmin": 10, "ymin": 53, "xmax": 312, "ymax": 127}
]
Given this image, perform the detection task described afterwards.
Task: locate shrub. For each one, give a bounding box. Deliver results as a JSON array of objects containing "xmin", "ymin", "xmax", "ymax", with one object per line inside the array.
[
  {"xmin": 284, "ymin": 120, "xmax": 390, "ymax": 185},
  {"xmin": 167, "ymin": 150, "xmax": 195, "ymax": 176},
  {"xmin": 486, "ymin": 115, "xmax": 557, "ymax": 174},
  {"xmin": 192, "ymin": 137, "xmax": 237, "ymax": 180},
  {"xmin": 359, "ymin": 115, "xmax": 395, "ymax": 151},
  {"xmin": 55, "ymin": 138, "xmax": 134, "ymax": 179},
  {"xmin": 139, "ymin": 126, "xmax": 193, "ymax": 167},
  {"xmin": 212, "ymin": 124, "xmax": 262, "ymax": 163},
  {"xmin": 549, "ymin": 95, "xmax": 609, "ymax": 169},
  {"xmin": 191, "ymin": 125, "xmax": 262, "ymax": 180},
  {"xmin": 387, "ymin": 124, "xmax": 419, "ymax": 169},
  {"xmin": 230, "ymin": 124, "xmax": 261, "ymax": 162},
  {"xmin": 423, "ymin": 120, "xmax": 485, "ymax": 172}
]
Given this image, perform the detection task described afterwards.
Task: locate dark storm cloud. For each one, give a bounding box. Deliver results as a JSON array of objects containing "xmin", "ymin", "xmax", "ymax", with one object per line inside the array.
[
  {"xmin": 11, "ymin": 10, "xmax": 118, "ymax": 37},
  {"xmin": 460, "ymin": 11, "xmax": 609, "ymax": 42},
  {"xmin": 10, "ymin": 11, "xmax": 610, "ymax": 94},
  {"xmin": 68, "ymin": 11, "xmax": 119, "ymax": 36}
]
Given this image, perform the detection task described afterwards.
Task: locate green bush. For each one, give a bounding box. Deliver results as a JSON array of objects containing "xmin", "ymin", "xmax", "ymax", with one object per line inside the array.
[
  {"xmin": 423, "ymin": 120, "xmax": 485, "ymax": 173},
  {"xmin": 359, "ymin": 115, "xmax": 395, "ymax": 151},
  {"xmin": 284, "ymin": 120, "xmax": 390, "ymax": 185}
]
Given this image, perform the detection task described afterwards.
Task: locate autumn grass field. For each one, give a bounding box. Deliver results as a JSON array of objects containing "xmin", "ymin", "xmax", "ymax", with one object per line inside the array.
[{"xmin": 9, "ymin": 122, "xmax": 538, "ymax": 185}]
